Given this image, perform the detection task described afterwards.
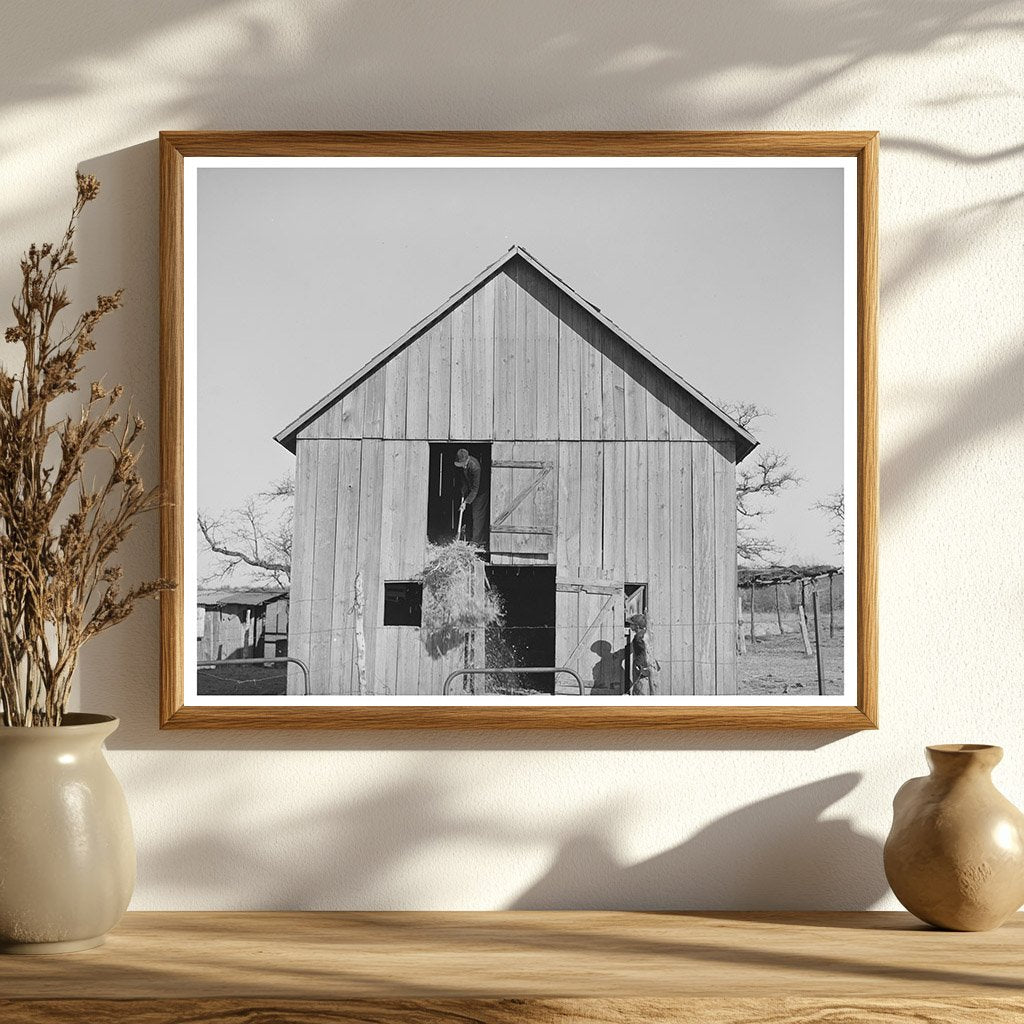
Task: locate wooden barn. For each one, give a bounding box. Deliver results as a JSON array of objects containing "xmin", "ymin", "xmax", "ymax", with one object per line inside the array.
[{"xmin": 275, "ymin": 246, "xmax": 757, "ymax": 696}]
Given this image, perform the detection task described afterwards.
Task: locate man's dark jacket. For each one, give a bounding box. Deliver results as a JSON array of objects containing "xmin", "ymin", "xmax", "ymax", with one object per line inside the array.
[{"xmin": 459, "ymin": 456, "xmax": 489, "ymax": 546}]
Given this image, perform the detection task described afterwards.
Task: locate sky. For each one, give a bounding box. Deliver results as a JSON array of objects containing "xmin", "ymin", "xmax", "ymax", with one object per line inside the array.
[{"xmin": 197, "ymin": 164, "xmax": 845, "ymax": 577}]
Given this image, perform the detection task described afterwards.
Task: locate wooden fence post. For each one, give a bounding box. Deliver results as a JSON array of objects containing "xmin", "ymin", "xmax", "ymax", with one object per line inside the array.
[
  {"xmin": 812, "ymin": 588, "xmax": 825, "ymax": 695},
  {"xmin": 829, "ymin": 573, "xmax": 836, "ymax": 639},
  {"xmin": 736, "ymin": 592, "xmax": 746, "ymax": 655},
  {"xmin": 797, "ymin": 605, "xmax": 812, "ymax": 658},
  {"xmin": 749, "ymin": 581, "xmax": 756, "ymax": 645},
  {"xmin": 775, "ymin": 583, "xmax": 784, "ymax": 635}
]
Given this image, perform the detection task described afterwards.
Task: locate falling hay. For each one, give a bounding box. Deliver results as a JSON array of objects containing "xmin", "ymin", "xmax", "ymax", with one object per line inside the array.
[{"xmin": 419, "ymin": 541, "xmax": 502, "ymax": 659}]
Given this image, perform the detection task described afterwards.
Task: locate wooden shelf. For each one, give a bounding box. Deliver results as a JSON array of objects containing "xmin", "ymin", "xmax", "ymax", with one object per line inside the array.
[{"xmin": 1, "ymin": 911, "xmax": 1021, "ymax": 1022}]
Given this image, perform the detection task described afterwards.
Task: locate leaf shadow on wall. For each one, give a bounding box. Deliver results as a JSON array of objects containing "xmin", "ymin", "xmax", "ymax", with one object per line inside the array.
[
  {"xmin": 130, "ymin": 761, "xmax": 887, "ymax": 911},
  {"xmin": 511, "ymin": 773, "xmax": 887, "ymax": 910},
  {"xmin": 2, "ymin": 0, "xmax": 1016, "ymax": 177}
]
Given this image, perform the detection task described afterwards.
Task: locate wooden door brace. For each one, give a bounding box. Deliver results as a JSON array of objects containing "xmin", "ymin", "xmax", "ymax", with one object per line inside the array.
[
  {"xmin": 490, "ymin": 461, "xmax": 553, "ymax": 530},
  {"xmin": 565, "ymin": 591, "xmax": 618, "ymax": 665}
]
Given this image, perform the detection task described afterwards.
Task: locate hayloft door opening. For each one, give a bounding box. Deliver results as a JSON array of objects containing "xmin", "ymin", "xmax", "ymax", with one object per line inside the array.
[
  {"xmin": 485, "ymin": 566, "xmax": 556, "ymax": 693},
  {"xmin": 427, "ymin": 442, "xmax": 491, "ymax": 554}
]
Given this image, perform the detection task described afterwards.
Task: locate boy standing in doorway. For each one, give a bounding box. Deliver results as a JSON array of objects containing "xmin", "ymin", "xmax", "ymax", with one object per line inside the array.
[{"xmin": 626, "ymin": 613, "xmax": 661, "ymax": 696}]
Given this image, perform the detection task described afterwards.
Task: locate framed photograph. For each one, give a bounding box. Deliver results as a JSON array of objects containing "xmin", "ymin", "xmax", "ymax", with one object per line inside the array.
[{"xmin": 160, "ymin": 131, "xmax": 877, "ymax": 729}]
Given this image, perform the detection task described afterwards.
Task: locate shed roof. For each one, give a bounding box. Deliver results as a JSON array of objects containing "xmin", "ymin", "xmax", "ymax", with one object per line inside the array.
[
  {"xmin": 197, "ymin": 588, "xmax": 289, "ymax": 609},
  {"xmin": 737, "ymin": 565, "xmax": 842, "ymax": 588},
  {"xmin": 274, "ymin": 245, "xmax": 758, "ymax": 459}
]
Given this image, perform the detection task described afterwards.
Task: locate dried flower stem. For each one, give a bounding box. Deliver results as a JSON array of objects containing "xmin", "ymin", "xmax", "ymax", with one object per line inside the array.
[{"xmin": 0, "ymin": 174, "xmax": 172, "ymax": 726}]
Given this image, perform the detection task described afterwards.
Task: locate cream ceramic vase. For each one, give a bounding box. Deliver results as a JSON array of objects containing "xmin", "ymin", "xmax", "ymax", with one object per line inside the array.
[
  {"xmin": 884, "ymin": 744, "xmax": 1024, "ymax": 931},
  {"xmin": 0, "ymin": 713, "xmax": 135, "ymax": 953}
]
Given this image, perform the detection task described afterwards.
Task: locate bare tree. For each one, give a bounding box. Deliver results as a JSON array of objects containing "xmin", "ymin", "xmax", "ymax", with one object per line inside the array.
[
  {"xmin": 814, "ymin": 490, "xmax": 844, "ymax": 551},
  {"xmin": 198, "ymin": 475, "xmax": 293, "ymax": 587},
  {"xmin": 721, "ymin": 402, "xmax": 801, "ymax": 563}
]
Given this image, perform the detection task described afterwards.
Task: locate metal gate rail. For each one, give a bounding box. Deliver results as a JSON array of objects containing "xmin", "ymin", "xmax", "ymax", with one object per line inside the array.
[
  {"xmin": 443, "ymin": 666, "xmax": 583, "ymax": 696},
  {"xmin": 197, "ymin": 657, "xmax": 310, "ymax": 696}
]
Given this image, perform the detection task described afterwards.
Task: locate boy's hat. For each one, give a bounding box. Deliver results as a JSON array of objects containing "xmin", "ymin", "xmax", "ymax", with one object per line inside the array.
[{"xmin": 627, "ymin": 613, "xmax": 647, "ymax": 630}]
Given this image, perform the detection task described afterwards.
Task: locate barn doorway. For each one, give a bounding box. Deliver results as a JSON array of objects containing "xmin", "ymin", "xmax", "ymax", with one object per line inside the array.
[
  {"xmin": 485, "ymin": 565, "xmax": 556, "ymax": 693},
  {"xmin": 427, "ymin": 442, "xmax": 491, "ymax": 553}
]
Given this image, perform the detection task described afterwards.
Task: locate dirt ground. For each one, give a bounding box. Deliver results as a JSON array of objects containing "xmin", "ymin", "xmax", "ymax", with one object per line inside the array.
[
  {"xmin": 737, "ymin": 613, "xmax": 844, "ymax": 696},
  {"xmin": 196, "ymin": 662, "xmax": 287, "ymax": 696}
]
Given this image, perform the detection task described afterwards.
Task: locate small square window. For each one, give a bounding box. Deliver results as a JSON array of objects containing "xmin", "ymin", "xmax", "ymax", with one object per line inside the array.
[{"xmin": 383, "ymin": 582, "xmax": 423, "ymax": 626}]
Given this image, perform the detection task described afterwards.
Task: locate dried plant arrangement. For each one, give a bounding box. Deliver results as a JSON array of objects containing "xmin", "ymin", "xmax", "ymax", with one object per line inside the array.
[{"xmin": 0, "ymin": 174, "xmax": 170, "ymax": 727}]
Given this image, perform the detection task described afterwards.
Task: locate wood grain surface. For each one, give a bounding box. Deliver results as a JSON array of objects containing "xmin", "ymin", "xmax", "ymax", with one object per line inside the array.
[
  {"xmin": 0, "ymin": 911, "xmax": 1019, "ymax": 1023},
  {"xmin": 160, "ymin": 130, "xmax": 879, "ymax": 730}
]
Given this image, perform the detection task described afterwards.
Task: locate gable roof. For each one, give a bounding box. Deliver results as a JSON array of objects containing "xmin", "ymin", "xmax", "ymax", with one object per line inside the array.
[{"xmin": 274, "ymin": 245, "xmax": 757, "ymax": 460}]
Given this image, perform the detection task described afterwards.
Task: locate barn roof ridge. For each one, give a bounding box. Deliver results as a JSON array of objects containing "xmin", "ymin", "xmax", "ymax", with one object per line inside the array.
[{"xmin": 274, "ymin": 245, "xmax": 758, "ymax": 458}]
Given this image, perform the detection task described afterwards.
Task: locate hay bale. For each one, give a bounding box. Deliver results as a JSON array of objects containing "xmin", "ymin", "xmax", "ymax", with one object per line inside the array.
[{"xmin": 420, "ymin": 541, "xmax": 501, "ymax": 658}]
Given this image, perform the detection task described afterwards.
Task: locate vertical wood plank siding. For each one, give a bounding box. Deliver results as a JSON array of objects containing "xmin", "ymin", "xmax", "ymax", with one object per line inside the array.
[
  {"xmin": 535, "ymin": 275, "xmax": 560, "ymax": 440},
  {"xmin": 515, "ymin": 260, "xmax": 538, "ymax": 440},
  {"xmin": 624, "ymin": 441, "xmax": 648, "ymax": 584},
  {"xmin": 556, "ymin": 442, "xmax": 582, "ymax": 573},
  {"xmin": 426, "ymin": 319, "xmax": 451, "ymax": 439},
  {"xmin": 692, "ymin": 441, "xmax": 716, "ymax": 695},
  {"xmin": 602, "ymin": 442, "xmax": 626, "ymax": 579},
  {"xmin": 383, "ymin": 347, "xmax": 409, "ymax": 439},
  {"xmin": 623, "ymin": 346, "xmax": 648, "ymax": 440},
  {"xmin": 362, "ymin": 371, "xmax": 386, "ymax": 439},
  {"xmin": 284, "ymin": 255, "xmax": 743, "ymax": 695},
  {"xmin": 340, "ymin": 382, "xmax": 365, "ymax": 439},
  {"xmin": 378, "ymin": 441, "xmax": 408, "ymax": 694},
  {"xmin": 355, "ymin": 439, "xmax": 385, "ymax": 692},
  {"xmin": 308, "ymin": 440, "xmax": 341, "ymax": 693},
  {"xmin": 579, "ymin": 303, "xmax": 604, "ymax": 442},
  {"xmin": 601, "ymin": 328, "xmax": 626, "ymax": 440},
  {"xmin": 535, "ymin": 441, "xmax": 558, "ymax": 561},
  {"xmin": 449, "ymin": 294, "xmax": 474, "ymax": 439},
  {"xmin": 286, "ymin": 440, "xmax": 318, "ymax": 694},
  {"xmin": 554, "ymin": 587, "xmax": 578, "ymax": 692},
  {"xmin": 645, "ymin": 361, "xmax": 672, "ymax": 441},
  {"xmin": 714, "ymin": 439, "xmax": 738, "ymax": 695},
  {"xmin": 668, "ymin": 442, "xmax": 694, "ymax": 695},
  {"xmin": 645, "ymin": 442, "xmax": 672, "ymax": 693},
  {"xmin": 405, "ymin": 330, "xmax": 430, "ymax": 438},
  {"xmin": 579, "ymin": 442, "xmax": 604, "ymax": 581},
  {"xmin": 329, "ymin": 440, "xmax": 363, "ymax": 694},
  {"xmin": 493, "ymin": 269, "xmax": 517, "ymax": 441},
  {"xmin": 472, "ymin": 277, "xmax": 495, "ymax": 440},
  {"xmin": 557, "ymin": 292, "xmax": 581, "ymax": 440}
]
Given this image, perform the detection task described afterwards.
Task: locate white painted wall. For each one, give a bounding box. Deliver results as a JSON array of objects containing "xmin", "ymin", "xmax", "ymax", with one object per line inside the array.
[{"xmin": 2, "ymin": 0, "xmax": 1021, "ymax": 910}]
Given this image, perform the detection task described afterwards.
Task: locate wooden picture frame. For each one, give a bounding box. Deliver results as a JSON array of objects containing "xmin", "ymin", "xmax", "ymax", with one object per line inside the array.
[{"xmin": 160, "ymin": 131, "xmax": 877, "ymax": 730}]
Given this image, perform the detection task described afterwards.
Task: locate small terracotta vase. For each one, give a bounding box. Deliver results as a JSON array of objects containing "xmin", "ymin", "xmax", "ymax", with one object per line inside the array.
[
  {"xmin": 0, "ymin": 714, "xmax": 135, "ymax": 953},
  {"xmin": 884, "ymin": 744, "xmax": 1024, "ymax": 930}
]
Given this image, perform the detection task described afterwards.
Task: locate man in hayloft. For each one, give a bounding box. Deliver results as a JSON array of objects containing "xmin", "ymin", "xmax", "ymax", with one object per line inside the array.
[{"xmin": 455, "ymin": 448, "xmax": 489, "ymax": 550}]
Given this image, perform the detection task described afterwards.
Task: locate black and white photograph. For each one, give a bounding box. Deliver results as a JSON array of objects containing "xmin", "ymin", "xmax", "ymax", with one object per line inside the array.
[{"xmin": 183, "ymin": 153, "xmax": 860, "ymax": 710}]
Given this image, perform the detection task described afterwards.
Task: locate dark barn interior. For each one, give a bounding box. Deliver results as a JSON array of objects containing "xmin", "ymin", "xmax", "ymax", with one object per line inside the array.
[{"xmin": 485, "ymin": 565, "xmax": 556, "ymax": 692}]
